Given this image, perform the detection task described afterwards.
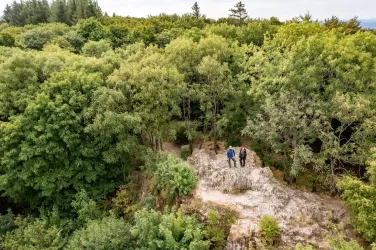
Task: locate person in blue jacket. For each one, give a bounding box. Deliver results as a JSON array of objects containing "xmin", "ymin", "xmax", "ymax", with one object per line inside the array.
[{"xmin": 227, "ymin": 146, "xmax": 236, "ymax": 168}]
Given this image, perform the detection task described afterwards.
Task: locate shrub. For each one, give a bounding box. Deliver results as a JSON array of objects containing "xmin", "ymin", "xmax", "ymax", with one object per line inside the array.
[
  {"xmin": 82, "ymin": 39, "xmax": 112, "ymax": 58},
  {"xmin": 47, "ymin": 36, "xmax": 73, "ymax": 51},
  {"xmin": 65, "ymin": 31, "xmax": 85, "ymax": 52},
  {"xmin": 111, "ymin": 188, "xmax": 139, "ymax": 219},
  {"xmin": 0, "ymin": 32, "xmax": 15, "ymax": 47},
  {"xmin": 76, "ymin": 18, "xmax": 109, "ymax": 41},
  {"xmin": 20, "ymin": 28, "xmax": 55, "ymax": 50},
  {"xmin": 1, "ymin": 217, "xmax": 66, "ymax": 250},
  {"xmin": 338, "ymin": 149, "xmax": 376, "ymax": 243},
  {"xmin": 338, "ymin": 176, "xmax": 376, "ymax": 242},
  {"xmin": 259, "ymin": 215, "xmax": 281, "ymax": 246},
  {"xmin": 139, "ymin": 195, "xmax": 156, "ymax": 210},
  {"xmin": 328, "ymin": 234, "xmax": 364, "ymax": 250},
  {"xmin": 0, "ymin": 210, "xmax": 15, "ymax": 236},
  {"xmin": 67, "ymin": 216, "xmax": 131, "ymax": 250},
  {"xmin": 205, "ymin": 209, "xmax": 238, "ymax": 250},
  {"xmin": 295, "ymin": 243, "xmax": 315, "ymax": 250},
  {"xmin": 131, "ymin": 209, "xmax": 209, "ymax": 250},
  {"xmin": 152, "ymin": 154, "xmax": 198, "ymax": 202}
]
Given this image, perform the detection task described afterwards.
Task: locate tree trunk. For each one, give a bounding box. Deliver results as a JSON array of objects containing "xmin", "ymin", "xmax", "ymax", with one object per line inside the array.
[
  {"xmin": 213, "ymin": 101, "xmax": 218, "ymax": 154},
  {"xmin": 200, "ymin": 123, "xmax": 208, "ymax": 150},
  {"xmin": 330, "ymin": 160, "xmax": 336, "ymax": 195},
  {"xmin": 155, "ymin": 139, "xmax": 159, "ymax": 151}
]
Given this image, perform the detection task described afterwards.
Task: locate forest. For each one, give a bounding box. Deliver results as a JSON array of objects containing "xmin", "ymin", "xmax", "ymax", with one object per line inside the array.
[{"xmin": 0, "ymin": 0, "xmax": 376, "ymax": 249}]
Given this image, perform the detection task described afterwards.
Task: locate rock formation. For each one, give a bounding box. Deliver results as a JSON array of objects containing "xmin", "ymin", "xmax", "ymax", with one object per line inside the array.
[{"xmin": 188, "ymin": 148, "xmax": 353, "ymax": 249}]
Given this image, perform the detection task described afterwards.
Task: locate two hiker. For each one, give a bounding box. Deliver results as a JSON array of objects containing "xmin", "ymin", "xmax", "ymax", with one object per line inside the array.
[{"xmin": 227, "ymin": 146, "xmax": 247, "ymax": 168}]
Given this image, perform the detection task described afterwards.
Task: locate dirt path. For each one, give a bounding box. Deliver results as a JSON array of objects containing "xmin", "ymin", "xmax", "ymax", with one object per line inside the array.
[{"xmin": 188, "ymin": 148, "xmax": 353, "ymax": 249}]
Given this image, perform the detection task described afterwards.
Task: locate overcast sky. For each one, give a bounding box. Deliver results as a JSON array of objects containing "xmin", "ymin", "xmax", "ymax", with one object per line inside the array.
[{"xmin": 1, "ymin": 0, "xmax": 375, "ymax": 21}]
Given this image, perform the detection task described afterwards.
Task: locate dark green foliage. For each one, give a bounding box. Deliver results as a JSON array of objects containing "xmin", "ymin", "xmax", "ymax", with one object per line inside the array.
[
  {"xmin": 20, "ymin": 27, "xmax": 55, "ymax": 50},
  {"xmin": 151, "ymin": 154, "xmax": 198, "ymax": 202},
  {"xmin": 229, "ymin": 1, "xmax": 248, "ymax": 25},
  {"xmin": 1, "ymin": 216, "xmax": 67, "ymax": 250},
  {"xmin": 0, "ymin": 32, "xmax": 15, "ymax": 47},
  {"xmin": 76, "ymin": 17, "xmax": 109, "ymax": 41},
  {"xmin": 4, "ymin": 0, "xmax": 50, "ymax": 26},
  {"xmin": 50, "ymin": 0, "xmax": 69, "ymax": 24},
  {"xmin": 205, "ymin": 209, "xmax": 237, "ymax": 250},
  {"xmin": 67, "ymin": 216, "xmax": 131, "ymax": 249},
  {"xmin": 324, "ymin": 16, "xmax": 362, "ymax": 34},
  {"xmin": 65, "ymin": 31, "xmax": 85, "ymax": 52},
  {"xmin": 191, "ymin": 2, "xmax": 201, "ymax": 19},
  {"xmin": 0, "ymin": 71, "xmax": 134, "ymax": 209},
  {"xmin": 3, "ymin": 0, "xmax": 101, "ymax": 26},
  {"xmin": 130, "ymin": 209, "xmax": 209, "ymax": 250},
  {"xmin": 1, "ymin": 3, "xmax": 376, "ymax": 246},
  {"xmin": 0, "ymin": 210, "xmax": 15, "ymax": 236}
]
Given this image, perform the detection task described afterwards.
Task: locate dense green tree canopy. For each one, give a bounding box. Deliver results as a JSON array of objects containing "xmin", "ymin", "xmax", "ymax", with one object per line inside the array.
[{"xmin": 0, "ymin": 2, "xmax": 376, "ymax": 248}]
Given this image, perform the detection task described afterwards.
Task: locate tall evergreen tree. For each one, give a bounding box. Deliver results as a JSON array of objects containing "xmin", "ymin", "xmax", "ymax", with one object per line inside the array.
[
  {"xmin": 26, "ymin": 0, "xmax": 50, "ymax": 25},
  {"xmin": 229, "ymin": 1, "xmax": 248, "ymax": 24},
  {"xmin": 50, "ymin": 0, "xmax": 69, "ymax": 24},
  {"xmin": 191, "ymin": 2, "xmax": 201, "ymax": 19},
  {"xmin": 2, "ymin": 4, "xmax": 11, "ymax": 23},
  {"xmin": 67, "ymin": 0, "xmax": 78, "ymax": 24}
]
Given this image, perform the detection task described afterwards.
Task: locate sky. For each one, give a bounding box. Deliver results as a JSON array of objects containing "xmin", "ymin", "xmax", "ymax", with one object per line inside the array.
[{"xmin": 1, "ymin": 0, "xmax": 375, "ymax": 21}]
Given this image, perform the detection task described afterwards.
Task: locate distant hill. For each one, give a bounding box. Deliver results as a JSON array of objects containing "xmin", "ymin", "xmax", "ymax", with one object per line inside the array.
[{"xmin": 360, "ymin": 19, "xmax": 376, "ymax": 29}]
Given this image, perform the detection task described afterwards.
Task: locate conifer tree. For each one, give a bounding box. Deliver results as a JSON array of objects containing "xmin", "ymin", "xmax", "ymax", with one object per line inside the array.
[
  {"xmin": 50, "ymin": 0, "xmax": 69, "ymax": 24},
  {"xmin": 229, "ymin": 1, "xmax": 248, "ymax": 24},
  {"xmin": 191, "ymin": 2, "xmax": 201, "ymax": 19},
  {"xmin": 2, "ymin": 4, "xmax": 11, "ymax": 23}
]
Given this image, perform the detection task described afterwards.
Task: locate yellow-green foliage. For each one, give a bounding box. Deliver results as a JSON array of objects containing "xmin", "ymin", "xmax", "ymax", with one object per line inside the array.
[
  {"xmin": 338, "ymin": 148, "xmax": 376, "ymax": 242},
  {"xmin": 205, "ymin": 209, "xmax": 237, "ymax": 250},
  {"xmin": 295, "ymin": 243, "xmax": 315, "ymax": 250},
  {"xmin": 259, "ymin": 215, "xmax": 281, "ymax": 246}
]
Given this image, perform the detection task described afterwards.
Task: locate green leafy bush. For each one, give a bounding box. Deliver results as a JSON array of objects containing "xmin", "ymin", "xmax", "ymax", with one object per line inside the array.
[
  {"xmin": 205, "ymin": 209, "xmax": 237, "ymax": 250},
  {"xmin": 1, "ymin": 217, "xmax": 66, "ymax": 250},
  {"xmin": 0, "ymin": 32, "xmax": 15, "ymax": 47},
  {"xmin": 67, "ymin": 216, "xmax": 131, "ymax": 250},
  {"xmin": 76, "ymin": 18, "xmax": 110, "ymax": 42},
  {"xmin": 82, "ymin": 39, "xmax": 112, "ymax": 58},
  {"xmin": 152, "ymin": 154, "xmax": 198, "ymax": 202},
  {"xmin": 111, "ymin": 188, "xmax": 140, "ymax": 219},
  {"xmin": 0, "ymin": 210, "xmax": 15, "ymax": 236},
  {"xmin": 130, "ymin": 209, "xmax": 209, "ymax": 250},
  {"xmin": 20, "ymin": 28, "xmax": 55, "ymax": 50},
  {"xmin": 295, "ymin": 243, "xmax": 315, "ymax": 250},
  {"xmin": 338, "ymin": 176, "xmax": 376, "ymax": 242},
  {"xmin": 47, "ymin": 36, "xmax": 73, "ymax": 51},
  {"xmin": 338, "ymin": 149, "xmax": 376, "ymax": 242},
  {"xmin": 327, "ymin": 235, "xmax": 364, "ymax": 250},
  {"xmin": 259, "ymin": 215, "xmax": 281, "ymax": 246}
]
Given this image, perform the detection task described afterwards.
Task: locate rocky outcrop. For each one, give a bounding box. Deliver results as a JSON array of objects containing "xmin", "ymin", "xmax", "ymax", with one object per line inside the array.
[{"xmin": 188, "ymin": 148, "xmax": 353, "ymax": 249}]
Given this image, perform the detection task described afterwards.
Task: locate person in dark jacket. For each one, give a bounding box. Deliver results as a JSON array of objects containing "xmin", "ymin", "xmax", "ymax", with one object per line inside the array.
[
  {"xmin": 239, "ymin": 147, "xmax": 247, "ymax": 167},
  {"xmin": 227, "ymin": 146, "xmax": 236, "ymax": 168}
]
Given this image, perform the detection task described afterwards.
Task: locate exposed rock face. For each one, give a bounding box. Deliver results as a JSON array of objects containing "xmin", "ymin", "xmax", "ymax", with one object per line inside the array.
[{"xmin": 188, "ymin": 148, "xmax": 352, "ymax": 249}]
